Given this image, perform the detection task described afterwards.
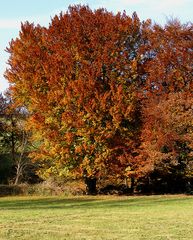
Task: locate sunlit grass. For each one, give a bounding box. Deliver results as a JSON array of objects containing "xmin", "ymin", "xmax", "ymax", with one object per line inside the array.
[{"xmin": 0, "ymin": 195, "xmax": 193, "ymax": 240}]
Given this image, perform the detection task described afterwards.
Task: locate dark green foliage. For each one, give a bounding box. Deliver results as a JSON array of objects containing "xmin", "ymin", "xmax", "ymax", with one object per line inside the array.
[{"xmin": 0, "ymin": 154, "xmax": 13, "ymax": 184}]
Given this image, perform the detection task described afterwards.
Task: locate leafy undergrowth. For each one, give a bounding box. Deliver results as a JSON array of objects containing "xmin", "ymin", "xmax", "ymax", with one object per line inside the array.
[{"xmin": 0, "ymin": 195, "xmax": 193, "ymax": 240}]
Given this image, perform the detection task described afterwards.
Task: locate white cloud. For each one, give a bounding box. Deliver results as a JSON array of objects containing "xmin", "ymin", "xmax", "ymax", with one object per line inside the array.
[
  {"xmin": 87, "ymin": 0, "xmax": 192, "ymax": 25},
  {"xmin": 91, "ymin": 0, "xmax": 191, "ymax": 12},
  {"xmin": 101, "ymin": 0, "xmax": 190, "ymax": 6},
  {"xmin": 0, "ymin": 14, "xmax": 52, "ymax": 30},
  {"xmin": 0, "ymin": 19, "xmax": 21, "ymax": 29},
  {"xmin": 151, "ymin": 0, "xmax": 190, "ymax": 12}
]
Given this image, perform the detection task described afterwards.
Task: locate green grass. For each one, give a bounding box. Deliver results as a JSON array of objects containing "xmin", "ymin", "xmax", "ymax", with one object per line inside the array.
[{"xmin": 0, "ymin": 195, "xmax": 193, "ymax": 240}]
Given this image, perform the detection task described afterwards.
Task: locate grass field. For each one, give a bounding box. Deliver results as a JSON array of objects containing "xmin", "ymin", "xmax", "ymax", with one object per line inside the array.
[{"xmin": 0, "ymin": 195, "xmax": 193, "ymax": 240}]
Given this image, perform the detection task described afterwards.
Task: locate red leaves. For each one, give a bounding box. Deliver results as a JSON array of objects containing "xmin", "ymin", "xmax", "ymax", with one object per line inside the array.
[
  {"xmin": 137, "ymin": 91, "xmax": 193, "ymax": 179},
  {"xmin": 142, "ymin": 20, "xmax": 193, "ymax": 95}
]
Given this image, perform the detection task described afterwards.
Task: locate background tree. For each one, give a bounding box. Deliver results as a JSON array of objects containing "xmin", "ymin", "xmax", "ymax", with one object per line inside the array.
[
  {"xmin": 0, "ymin": 93, "xmax": 12, "ymax": 183},
  {"xmin": 136, "ymin": 20, "xmax": 193, "ymax": 193},
  {"xmin": 141, "ymin": 19, "xmax": 193, "ymax": 94},
  {"xmin": 137, "ymin": 92, "xmax": 193, "ymax": 193},
  {"xmin": 0, "ymin": 93, "xmax": 38, "ymax": 184}
]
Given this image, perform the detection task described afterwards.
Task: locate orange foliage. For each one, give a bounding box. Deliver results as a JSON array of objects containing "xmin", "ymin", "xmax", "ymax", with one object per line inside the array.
[{"xmin": 5, "ymin": 5, "xmax": 144, "ymax": 180}]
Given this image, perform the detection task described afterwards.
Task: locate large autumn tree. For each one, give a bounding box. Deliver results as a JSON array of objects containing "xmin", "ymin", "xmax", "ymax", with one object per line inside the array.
[{"xmin": 5, "ymin": 5, "xmax": 148, "ymax": 193}]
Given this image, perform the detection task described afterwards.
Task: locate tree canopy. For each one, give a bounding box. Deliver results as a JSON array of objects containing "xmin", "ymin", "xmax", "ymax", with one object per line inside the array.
[{"xmin": 5, "ymin": 5, "xmax": 193, "ymax": 193}]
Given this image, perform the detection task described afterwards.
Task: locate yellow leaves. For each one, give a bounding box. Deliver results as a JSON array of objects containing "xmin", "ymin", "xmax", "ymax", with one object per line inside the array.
[
  {"xmin": 45, "ymin": 116, "xmax": 55, "ymax": 125},
  {"xmin": 80, "ymin": 156, "xmax": 93, "ymax": 177},
  {"xmin": 37, "ymin": 164, "xmax": 71, "ymax": 180}
]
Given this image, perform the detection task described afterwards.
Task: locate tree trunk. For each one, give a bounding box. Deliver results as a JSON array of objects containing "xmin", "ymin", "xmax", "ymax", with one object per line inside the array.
[
  {"xmin": 11, "ymin": 117, "xmax": 15, "ymax": 163},
  {"xmin": 84, "ymin": 177, "xmax": 97, "ymax": 195},
  {"xmin": 14, "ymin": 171, "xmax": 20, "ymax": 185},
  {"xmin": 130, "ymin": 177, "xmax": 135, "ymax": 193},
  {"xmin": 14, "ymin": 164, "xmax": 23, "ymax": 185},
  {"xmin": 14, "ymin": 129, "xmax": 28, "ymax": 185}
]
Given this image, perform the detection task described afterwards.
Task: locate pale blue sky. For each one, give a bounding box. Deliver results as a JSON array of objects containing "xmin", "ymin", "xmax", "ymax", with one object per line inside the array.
[{"xmin": 0, "ymin": 0, "xmax": 192, "ymax": 92}]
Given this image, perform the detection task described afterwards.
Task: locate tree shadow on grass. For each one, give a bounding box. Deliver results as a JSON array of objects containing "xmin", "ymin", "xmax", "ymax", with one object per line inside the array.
[{"xmin": 0, "ymin": 195, "xmax": 191, "ymax": 211}]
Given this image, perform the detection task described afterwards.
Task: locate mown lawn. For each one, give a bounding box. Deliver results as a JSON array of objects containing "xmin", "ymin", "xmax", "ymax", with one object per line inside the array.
[{"xmin": 0, "ymin": 194, "xmax": 193, "ymax": 240}]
